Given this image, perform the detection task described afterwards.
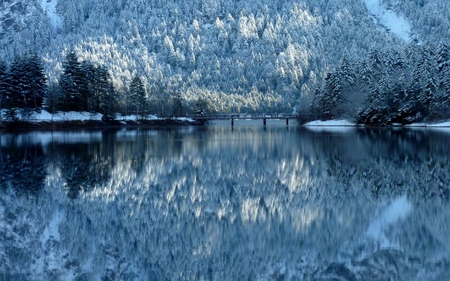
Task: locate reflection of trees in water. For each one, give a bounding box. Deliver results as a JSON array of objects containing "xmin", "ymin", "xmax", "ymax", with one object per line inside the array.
[
  {"xmin": 0, "ymin": 137, "xmax": 47, "ymax": 195},
  {"xmin": 300, "ymin": 128, "xmax": 450, "ymax": 200},
  {"xmin": 2, "ymin": 128, "xmax": 450, "ymax": 280},
  {"xmin": 46, "ymin": 132, "xmax": 117, "ymax": 199}
]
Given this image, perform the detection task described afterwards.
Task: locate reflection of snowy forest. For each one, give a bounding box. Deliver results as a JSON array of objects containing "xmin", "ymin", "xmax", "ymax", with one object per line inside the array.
[
  {"xmin": 1, "ymin": 0, "xmax": 450, "ymax": 120},
  {"xmin": 1, "ymin": 128, "xmax": 450, "ymax": 280}
]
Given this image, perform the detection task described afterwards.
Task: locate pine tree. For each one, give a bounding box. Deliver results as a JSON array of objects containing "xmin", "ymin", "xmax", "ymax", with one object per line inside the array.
[
  {"xmin": 172, "ymin": 91, "xmax": 184, "ymax": 117},
  {"xmin": 26, "ymin": 54, "xmax": 47, "ymax": 111},
  {"xmin": 129, "ymin": 75, "xmax": 148, "ymax": 118},
  {"xmin": 412, "ymin": 43, "xmax": 437, "ymax": 119},
  {"xmin": 82, "ymin": 62, "xmax": 114, "ymax": 113},
  {"xmin": 59, "ymin": 51, "xmax": 89, "ymax": 111},
  {"xmin": 97, "ymin": 66, "xmax": 116, "ymax": 119},
  {"xmin": 322, "ymin": 71, "xmax": 342, "ymax": 119},
  {"xmin": 435, "ymin": 43, "xmax": 450, "ymax": 117},
  {"xmin": 8, "ymin": 56, "xmax": 28, "ymax": 109}
]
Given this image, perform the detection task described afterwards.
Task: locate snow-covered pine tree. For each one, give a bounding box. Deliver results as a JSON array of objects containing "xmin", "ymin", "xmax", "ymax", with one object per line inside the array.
[
  {"xmin": 59, "ymin": 51, "xmax": 89, "ymax": 111},
  {"xmin": 26, "ymin": 54, "xmax": 47, "ymax": 112},
  {"xmin": 129, "ymin": 75, "xmax": 148, "ymax": 118},
  {"xmin": 95, "ymin": 66, "xmax": 116, "ymax": 119},
  {"xmin": 81, "ymin": 62, "xmax": 114, "ymax": 114},
  {"xmin": 412, "ymin": 43, "xmax": 437, "ymax": 120},
  {"xmin": 357, "ymin": 74, "xmax": 390, "ymax": 125},
  {"xmin": 5, "ymin": 55, "xmax": 46, "ymax": 118},
  {"xmin": 8, "ymin": 56, "xmax": 28, "ymax": 110},
  {"xmin": 314, "ymin": 71, "xmax": 342, "ymax": 120},
  {"xmin": 435, "ymin": 42, "xmax": 450, "ymax": 117}
]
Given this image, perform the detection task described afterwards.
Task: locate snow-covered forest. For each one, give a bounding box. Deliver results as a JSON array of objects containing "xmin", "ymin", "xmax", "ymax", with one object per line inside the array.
[
  {"xmin": 310, "ymin": 42, "xmax": 450, "ymax": 125},
  {"xmin": 1, "ymin": 0, "xmax": 450, "ymax": 121}
]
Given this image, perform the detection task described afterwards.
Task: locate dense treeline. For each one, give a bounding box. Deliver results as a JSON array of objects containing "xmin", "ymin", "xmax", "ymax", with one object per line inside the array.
[
  {"xmin": 0, "ymin": 51, "xmax": 204, "ymax": 120},
  {"xmin": 310, "ymin": 42, "xmax": 450, "ymax": 125},
  {"xmin": 0, "ymin": 54, "xmax": 47, "ymax": 121}
]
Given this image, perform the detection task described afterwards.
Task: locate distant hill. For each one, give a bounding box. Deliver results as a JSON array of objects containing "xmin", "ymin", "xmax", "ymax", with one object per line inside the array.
[{"xmin": 1, "ymin": 0, "xmax": 449, "ymax": 113}]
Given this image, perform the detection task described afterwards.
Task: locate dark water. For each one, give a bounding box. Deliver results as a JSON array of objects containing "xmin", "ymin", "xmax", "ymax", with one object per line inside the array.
[{"xmin": 1, "ymin": 121, "xmax": 450, "ymax": 280}]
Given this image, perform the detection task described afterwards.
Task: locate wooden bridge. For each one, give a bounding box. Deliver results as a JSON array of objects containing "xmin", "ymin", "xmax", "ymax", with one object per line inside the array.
[{"xmin": 185, "ymin": 113, "xmax": 300, "ymax": 125}]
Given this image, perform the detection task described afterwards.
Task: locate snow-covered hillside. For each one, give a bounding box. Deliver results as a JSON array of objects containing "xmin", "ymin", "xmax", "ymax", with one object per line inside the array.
[
  {"xmin": 0, "ymin": 0, "xmax": 449, "ymax": 113},
  {"xmin": 40, "ymin": 0, "xmax": 62, "ymax": 30},
  {"xmin": 363, "ymin": 0, "xmax": 412, "ymax": 41}
]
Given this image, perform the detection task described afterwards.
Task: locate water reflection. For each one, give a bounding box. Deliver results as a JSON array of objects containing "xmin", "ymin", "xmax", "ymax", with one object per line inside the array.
[{"xmin": 1, "ymin": 125, "xmax": 450, "ymax": 280}]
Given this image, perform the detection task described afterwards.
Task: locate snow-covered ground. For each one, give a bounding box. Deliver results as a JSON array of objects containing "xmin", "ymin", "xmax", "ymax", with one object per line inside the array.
[
  {"xmin": 306, "ymin": 119, "xmax": 450, "ymax": 128},
  {"xmin": 304, "ymin": 120, "xmax": 354, "ymax": 126},
  {"xmin": 363, "ymin": 0, "xmax": 412, "ymax": 42},
  {"xmin": 0, "ymin": 110, "xmax": 160, "ymax": 122},
  {"xmin": 304, "ymin": 120, "xmax": 355, "ymax": 132},
  {"xmin": 41, "ymin": 0, "xmax": 63, "ymax": 30},
  {"xmin": 31, "ymin": 111, "xmax": 103, "ymax": 121}
]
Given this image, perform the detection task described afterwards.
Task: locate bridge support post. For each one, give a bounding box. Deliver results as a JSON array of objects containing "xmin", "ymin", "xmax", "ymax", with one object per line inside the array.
[
  {"xmin": 231, "ymin": 118, "xmax": 234, "ymax": 126},
  {"xmin": 263, "ymin": 118, "xmax": 266, "ymax": 126},
  {"xmin": 286, "ymin": 118, "xmax": 289, "ymax": 126}
]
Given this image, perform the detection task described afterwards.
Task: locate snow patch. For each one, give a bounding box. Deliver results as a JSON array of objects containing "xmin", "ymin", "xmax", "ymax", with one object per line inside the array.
[
  {"xmin": 304, "ymin": 119, "xmax": 354, "ymax": 126},
  {"xmin": 33, "ymin": 110, "xmax": 103, "ymax": 121},
  {"xmin": 12, "ymin": 110, "xmax": 159, "ymax": 122},
  {"xmin": 363, "ymin": 0, "xmax": 412, "ymax": 42},
  {"xmin": 41, "ymin": 0, "xmax": 63, "ymax": 30},
  {"xmin": 408, "ymin": 121, "xmax": 450, "ymax": 127},
  {"xmin": 366, "ymin": 195, "xmax": 412, "ymax": 247},
  {"xmin": 304, "ymin": 120, "xmax": 355, "ymax": 132}
]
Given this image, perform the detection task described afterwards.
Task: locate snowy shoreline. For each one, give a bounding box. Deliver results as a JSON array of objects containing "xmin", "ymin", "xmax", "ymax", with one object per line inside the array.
[{"xmin": 304, "ymin": 119, "xmax": 450, "ymax": 128}]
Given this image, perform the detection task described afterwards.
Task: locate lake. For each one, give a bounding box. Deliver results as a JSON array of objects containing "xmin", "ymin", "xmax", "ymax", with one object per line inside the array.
[{"xmin": 1, "ymin": 120, "xmax": 450, "ymax": 280}]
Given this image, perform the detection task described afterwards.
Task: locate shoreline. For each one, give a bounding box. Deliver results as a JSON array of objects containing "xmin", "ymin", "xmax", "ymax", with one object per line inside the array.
[{"xmin": 0, "ymin": 118, "xmax": 207, "ymax": 131}]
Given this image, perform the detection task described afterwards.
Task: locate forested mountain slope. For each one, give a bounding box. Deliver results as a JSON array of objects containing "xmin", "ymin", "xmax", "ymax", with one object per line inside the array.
[{"xmin": 0, "ymin": 0, "xmax": 449, "ymax": 114}]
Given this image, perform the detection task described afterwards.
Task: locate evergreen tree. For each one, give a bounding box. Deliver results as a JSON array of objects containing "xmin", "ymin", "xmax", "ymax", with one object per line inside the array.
[
  {"xmin": 6, "ymin": 55, "xmax": 47, "ymax": 116},
  {"xmin": 8, "ymin": 56, "xmax": 28, "ymax": 109},
  {"xmin": 26, "ymin": 54, "xmax": 47, "ymax": 111},
  {"xmin": 357, "ymin": 75, "xmax": 391, "ymax": 125},
  {"xmin": 82, "ymin": 62, "xmax": 114, "ymax": 114},
  {"xmin": 172, "ymin": 91, "xmax": 184, "ymax": 117},
  {"xmin": 412, "ymin": 43, "xmax": 437, "ymax": 119},
  {"xmin": 97, "ymin": 67, "xmax": 116, "ymax": 119},
  {"xmin": 435, "ymin": 43, "xmax": 450, "ymax": 117},
  {"xmin": 59, "ymin": 51, "xmax": 89, "ymax": 111},
  {"xmin": 129, "ymin": 75, "xmax": 148, "ymax": 118},
  {"xmin": 321, "ymin": 72, "xmax": 342, "ymax": 119}
]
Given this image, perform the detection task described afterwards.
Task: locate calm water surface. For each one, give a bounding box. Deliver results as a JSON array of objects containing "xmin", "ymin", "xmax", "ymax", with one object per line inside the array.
[{"xmin": 1, "ymin": 120, "xmax": 450, "ymax": 280}]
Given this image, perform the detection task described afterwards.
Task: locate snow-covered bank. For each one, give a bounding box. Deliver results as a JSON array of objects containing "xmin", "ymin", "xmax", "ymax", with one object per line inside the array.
[
  {"xmin": 304, "ymin": 120, "xmax": 355, "ymax": 126},
  {"xmin": 363, "ymin": 0, "xmax": 412, "ymax": 41},
  {"xmin": 407, "ymin": 121, "xmax": 450, "ymax": 127},
  {"xmin": 0, "ymin": 110, "xmax": 203, "ymax": 130},
  {"xmin": 305, "ymin": 119, "xmax": 450, "ymax": 128},
  {"xmin": 304, "ymin": 120, "xmax": 355, "ymax": 132}
]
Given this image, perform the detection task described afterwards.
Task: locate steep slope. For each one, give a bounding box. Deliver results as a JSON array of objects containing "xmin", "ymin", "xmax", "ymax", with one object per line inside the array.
[
  {"xmin": 364, "ymin": 0, "xmax": 412, "ymax": 42},
  {"xmin": 1, "ymin": 0, "xmax": 447, "ymax": 112}
]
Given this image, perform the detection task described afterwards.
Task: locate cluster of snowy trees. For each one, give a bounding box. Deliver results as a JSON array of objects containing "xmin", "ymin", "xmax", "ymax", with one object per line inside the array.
[
  {"xmin": 0, "ymin": 54, "xmax": 47, "ymax": 121},
  {"xmin": 0, "ymin": 51, "xmax": 200, "ymax": 119},
  {"xmin": 310, "ymin": 42, "xmax": 450, "ymax": 124}
]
